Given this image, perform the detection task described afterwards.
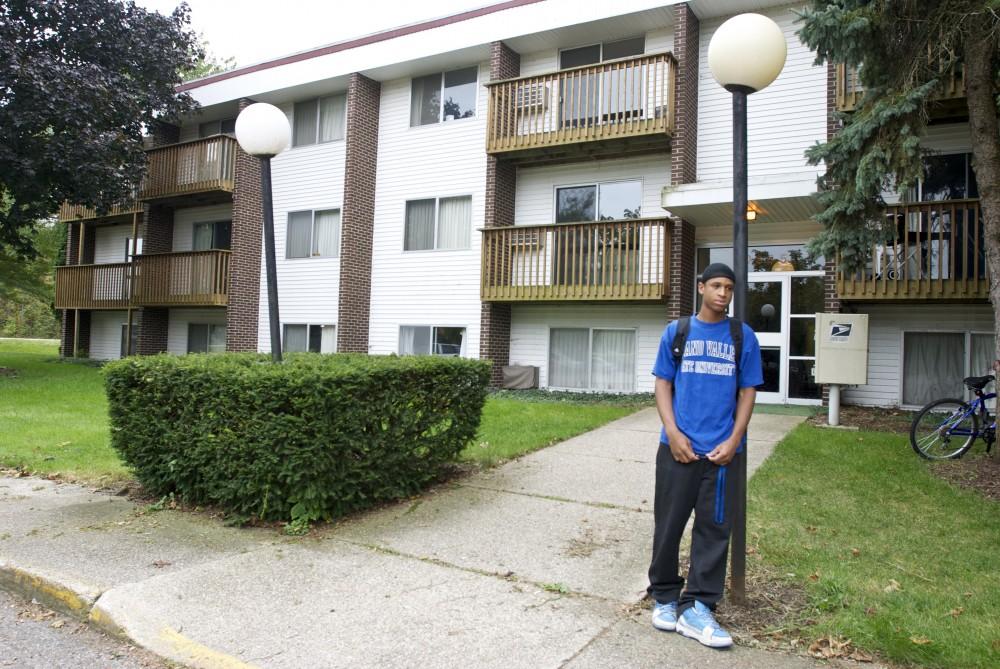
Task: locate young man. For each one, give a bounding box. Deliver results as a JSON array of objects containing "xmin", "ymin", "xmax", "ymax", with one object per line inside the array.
[{"xmin": 647, "ymin": 262, "xmax": 763, "ymax": 648}]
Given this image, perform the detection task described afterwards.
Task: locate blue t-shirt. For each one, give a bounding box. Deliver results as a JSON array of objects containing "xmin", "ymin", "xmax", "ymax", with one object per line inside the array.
[{"xmin": 652, "ymin": 317, "xmax": 764, "ymax": 455}]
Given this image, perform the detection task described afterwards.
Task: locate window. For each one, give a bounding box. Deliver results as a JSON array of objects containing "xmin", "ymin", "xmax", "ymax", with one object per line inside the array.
[
  {"xmin": 292, "ymin": 95, "xmax": 346, "ymax": 147},
  {"xmin": 399, "ymin": 326, "xmax": 465, "ymax": 356},
  {"xmin": 559, "ymin": 37, "xmax": 645, "ymax": 69},
  {"xmin": 188, "ymin": 324, "xmax": 226, "ymax": 353},
  {"xmin": 903, "ymin": 331, "xmax": 994, "ymax": 407},
  {"xmin": 192, "ymin": 221, "xmax": 232, "ymax": 251},
  {"xmin": 410, "ymin": 67, "xmax": 478, "ymax": 126},
  {"xmin": 555, "ymin": 180, "xmax": 641, "ymax": 222},
  {"xmin": 120, "ymin": 324, "xmax": 138, "ymax": 357},
  {"xmin": 286, "ymin": 209, "xmax": 341, "ymax": 258},
  {"xmin": 549, "ymin": 328, "xmax": 635, "ymax": 391},
  {"xmin": 283, "ymin": 324, "xmax": 336, "ymax": 353},
  {"xmin": 404, "ymin": 196, "xmax": 471, "ymax": 251},
  {"xmin": 198, "ymin": 118, "xmax": 236, "ymax": 138},
  {"xmin": 908, "ymin": 153, "xmax": 979, "ymax": 202},
  {"xmin": 123, "ymin": 237, "xmax": 143, "ymax": 262}
]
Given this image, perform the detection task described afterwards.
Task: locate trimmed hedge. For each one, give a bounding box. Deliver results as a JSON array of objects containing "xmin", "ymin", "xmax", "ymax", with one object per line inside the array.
[{"xmin": 104, "ymin": 353, "xmax": 489, "ymax": 524}]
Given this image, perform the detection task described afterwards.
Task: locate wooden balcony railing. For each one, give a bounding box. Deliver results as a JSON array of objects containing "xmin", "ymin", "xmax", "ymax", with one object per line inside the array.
[
  {"xmin": 57, "ymin": 200, "xmax": 142, "ymax": 223},
  {"xmin": 486, "ymin": 52, "xmax": 675, "ymax": 158},
  {"xmin": 481, "ymin": 218, "xmax": 670, "ymax": 302},
  {"xmin": 139, "ymin": 135, "xmax": 237, "ymax": 200},
  {"xmin": 835, "ymin": 62, "xmax": 966, "ymax": 112},
  {"xmin": 55, "ymin": 250, "xmax": 230, "ymax": 309},
  {"xmin": 837, "ymin": 199, "xmax": 987, "ymax": 300}
]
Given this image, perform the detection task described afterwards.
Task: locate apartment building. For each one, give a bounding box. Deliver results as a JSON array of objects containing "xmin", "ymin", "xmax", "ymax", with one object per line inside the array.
[{"xmin": 55, "ymin": 0, "xmax": 992, "ymax": 409}]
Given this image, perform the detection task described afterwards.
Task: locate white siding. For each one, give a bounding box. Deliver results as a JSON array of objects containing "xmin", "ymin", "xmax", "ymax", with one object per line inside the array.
[
  {"xmin": 645, "ymin": 27, "xmax": 673, "ymax": 54},
  {"xmin": 368, "ymin": 62, "xmax": 490, "ymax": 357},
  {"xmin": 257, "ymin": 102, "xmax": 347, "ymax": 353},
  {"xmin": 179, "ymin": 124, "xmax": 199, "ymax": 143},
  {"xmin": 89, "ymin": 311, "xmax": 127, "ymax": 361},
  {"xmin": 173, "ymin": 204, "xmax": 234, "ymax": 252},
  {"xmin": 509, "ymin": 304, "xmax": 667, "ymax": 393},
  {"xmin": 697, "ymin": 5, "xmax": 828, "ymax": 182},
  {"xmin": 515, "ymin": 155, "xmax": 671, "ymax": 225},
  {"xmin": 167, "ymin": 308, "xmax": 228, "ymax": 355},
  {"xmin": 94, "ymin": 224, "xmax": 132, "ymax": 264},
  {"xmin": 843, "ymin": 304, "xmax": 994, "ymax": 407}
]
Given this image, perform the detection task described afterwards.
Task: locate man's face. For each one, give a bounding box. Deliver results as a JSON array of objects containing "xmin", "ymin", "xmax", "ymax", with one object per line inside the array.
[{"xmin": 698, "ymin": 277, "xmax": 735, "ymax": 314}]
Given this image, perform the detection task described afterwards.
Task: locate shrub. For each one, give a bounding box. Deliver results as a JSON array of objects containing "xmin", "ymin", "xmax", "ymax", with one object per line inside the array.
[{"xmin": 103, "ymin": 353, "xmax": 490, "ymax": 524}]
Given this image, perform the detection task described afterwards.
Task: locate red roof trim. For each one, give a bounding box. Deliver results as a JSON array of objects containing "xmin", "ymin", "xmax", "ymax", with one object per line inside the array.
[{"xmin": 177, "ymin": 0, "xmax": 545, "ymax": 92}]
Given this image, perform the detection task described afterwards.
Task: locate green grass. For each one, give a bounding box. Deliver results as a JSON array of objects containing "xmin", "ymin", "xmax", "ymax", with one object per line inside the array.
[
  {"xmin": 0, "ymin": 339, "xmax": 128, "ymax": 484},
  {"xmin": 0, "ymin": 340, "xmax": 647, "ymax": 480},
  {"xmin": 750, "ymin": 424, "xmax": 1000, "ymax": 669}
]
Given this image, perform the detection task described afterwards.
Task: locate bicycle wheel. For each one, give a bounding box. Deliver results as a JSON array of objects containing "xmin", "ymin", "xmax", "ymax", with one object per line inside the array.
[{"xmin": 910, "ymin": 398, "xmax": 978, "ymax": 460}]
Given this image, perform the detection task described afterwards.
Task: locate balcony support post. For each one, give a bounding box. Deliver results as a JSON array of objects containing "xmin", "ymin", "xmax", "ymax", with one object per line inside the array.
[{"xmin": 124, "ymin": 212, "xmax": 140, "ymax": 356}]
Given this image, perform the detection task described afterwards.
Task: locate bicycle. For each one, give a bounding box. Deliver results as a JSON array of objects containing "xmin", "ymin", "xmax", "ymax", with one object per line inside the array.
[{"xmin": 910, "ymin": 374, "xmax": 997, "ymax": 460}]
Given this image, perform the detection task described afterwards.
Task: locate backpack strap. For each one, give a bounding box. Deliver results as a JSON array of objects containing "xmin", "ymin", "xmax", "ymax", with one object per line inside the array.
[
  {"xmin": 671, "ymin": 317, "xmax": 691, "ymax": 366},
  {"xmin": 729, "ymin": 317, "xmax": 743, "ymax": 381}
]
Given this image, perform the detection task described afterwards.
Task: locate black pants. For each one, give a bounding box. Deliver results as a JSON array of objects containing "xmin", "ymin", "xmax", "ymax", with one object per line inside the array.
[{"xmin": 647, "ymin": 443, "xmax": 739, "ymax": 614}]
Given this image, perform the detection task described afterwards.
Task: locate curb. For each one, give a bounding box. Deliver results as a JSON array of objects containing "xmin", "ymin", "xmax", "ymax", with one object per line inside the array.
[{"xmin": 0, "ymin": 561, "xmax": 99, "ymax": 620}]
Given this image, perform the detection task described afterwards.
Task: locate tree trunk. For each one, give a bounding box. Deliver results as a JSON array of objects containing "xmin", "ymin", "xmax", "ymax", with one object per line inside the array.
[{"xmin": 964, "ymin": 30, "xmax": 1000, "ymax": 457}]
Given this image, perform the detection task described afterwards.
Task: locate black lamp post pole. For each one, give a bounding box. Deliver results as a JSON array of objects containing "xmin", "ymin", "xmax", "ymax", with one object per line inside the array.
[
  {"xmin": 730, "ymin": 84, "xmax": 751, "ymax": 605},
  {"xmin": 260, "ymin": 155, "xmax": 282, "ymax": 363}
]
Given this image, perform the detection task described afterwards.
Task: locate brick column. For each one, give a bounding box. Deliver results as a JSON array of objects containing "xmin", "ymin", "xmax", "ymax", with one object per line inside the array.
[
  {"xmin": 666, "ymin": 218, "xmax": 696, "ymax": 321},
  {"xmin": 820, "ymin": 64, "xmax": 842, "ymax": 405},
  {"xmin": 135, "ymin": 205, "xmax": 174, "ymax": 355},
  {"xmin": 337, "ymin": 74, "xmax": 381, "ymax": 353},
  {"xmin": 227, "ymin": 97, "xmax": 264, "ymax": 352},
  {"xmin": 150, "ymin": 120, "xmax": 180, "ymax": 147},
  {"xmin": 480, "ymin": 41, "xmax": 521, "ymax": 387},
  {"xmin": 670, "ymin": 3, "xmax": 700, "ymax": 185},
  {"xmin": 58, "ymin": 222, "xmax": 83, "ymax": 357},
  {"xmin": 136, "ymin": 308, "xmax": 168, "ymax": 356}
]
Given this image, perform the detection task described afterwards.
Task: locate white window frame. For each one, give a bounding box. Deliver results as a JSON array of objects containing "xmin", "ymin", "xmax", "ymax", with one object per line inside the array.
[
  {"xmin": 398, "ymin": 325, "xmax": 466, "ymax": 357},
  {"xmin": 402, "ymin": 195, "xmax": 472, "ymax": 252},
  {"xmin": 552, "ymin": 179, "xmax": 643, "ymax": 223},
  {"xmin": 546, "ymin": 326, "xmax": 637, "ymax": 392},
  {"xmin": 409, "ymin": 66, "xmax": 480, "ymax": 127},
  {"xmin": 187, "ymin": 323, "xmax": 226, "ymax": 354},
  {"xmin": 291, "ymin": 94, "xmax": 347, "ymax": 147},
  {"xmin": 285, "ymin": 208, "xmax": 341, "ymax": 259},
  {"xmin": 282, "ymin": 323, "xmax": 337, "ymax": 353},
  {"xmin": 899, "ymin": 328, "xmax": 995, "ymax": 408}
]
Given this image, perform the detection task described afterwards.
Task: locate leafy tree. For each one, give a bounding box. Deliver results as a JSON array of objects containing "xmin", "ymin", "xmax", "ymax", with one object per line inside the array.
[
  {"xmin": 0, "ymin": 222, "xmax": 64, "ymax": 338},
  {"xmin": 182, "ymin": 36, "xmax": 236, "ymax": 82},
  {"xmin": 798, "ymin": 1, "xmax": 1000, "ymax": 351},
  {"xmin": 0, "ymin": 0, "xmax": 202, "ymax": 258}
]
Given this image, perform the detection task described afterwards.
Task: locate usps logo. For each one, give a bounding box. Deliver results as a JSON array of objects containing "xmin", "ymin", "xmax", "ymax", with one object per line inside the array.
[{"xmin": 829, "ymin": 323, "xmax": 852, "ymax": 342}]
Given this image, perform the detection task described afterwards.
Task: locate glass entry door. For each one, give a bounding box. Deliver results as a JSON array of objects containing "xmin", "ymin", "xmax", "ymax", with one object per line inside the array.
[{"xmin": 734, "ymin": 272, "xmax": 824, "ymax": 404}]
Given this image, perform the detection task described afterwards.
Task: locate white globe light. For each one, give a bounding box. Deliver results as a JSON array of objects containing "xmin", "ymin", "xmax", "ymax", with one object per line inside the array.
[
  {"xmin": 234, "ymin": 103, "xmax": 291, "ymax": 157},
  {"xmin": 708, "ymin": 13, "xmax": 787, "ymax": 92}
]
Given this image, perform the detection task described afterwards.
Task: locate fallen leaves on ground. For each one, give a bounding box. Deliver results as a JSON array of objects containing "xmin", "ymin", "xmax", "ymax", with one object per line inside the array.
[{"xmin": 807, "ymin": 635, "xmax": 873, "ymax": 662}]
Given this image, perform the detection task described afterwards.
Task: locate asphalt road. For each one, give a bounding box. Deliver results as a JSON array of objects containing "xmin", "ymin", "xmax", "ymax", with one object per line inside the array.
[{"xmin": 0, "ymin": 589, "xmax": 166, "ymax": 669}]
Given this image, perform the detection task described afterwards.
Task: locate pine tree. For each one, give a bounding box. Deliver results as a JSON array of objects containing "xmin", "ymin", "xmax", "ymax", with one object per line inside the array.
[{"xmin": 798, "ymin": 0, "xmax": 1000, "ymax": 354}]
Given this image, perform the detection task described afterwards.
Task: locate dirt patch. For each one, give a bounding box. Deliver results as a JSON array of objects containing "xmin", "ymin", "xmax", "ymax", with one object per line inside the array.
[
  {"xmin": 0, "ymin": 367, "xmax": 17, "ymax": 378},
  {"xmin": 808, "ymin": 404, "xmax": 913, "ymax": 435},
  {"xmin": 931, "ymin": 453, "xmax": 1000, "ymax": 502}
]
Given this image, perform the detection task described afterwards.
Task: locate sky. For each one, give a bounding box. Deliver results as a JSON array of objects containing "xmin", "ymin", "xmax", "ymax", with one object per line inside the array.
[{"xmin": 135, "ymin": 0, "xmax": 502, "ymax": 68}]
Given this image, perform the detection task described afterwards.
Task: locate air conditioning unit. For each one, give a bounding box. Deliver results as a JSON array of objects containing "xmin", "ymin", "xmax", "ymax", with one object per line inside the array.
[
  {"xmin": 515, "ymin": 83, "xmax": 548, "ymax": 111},
  {"xmin": 502, "ymin": 365, "xmax": 539, "ymax": 389}
]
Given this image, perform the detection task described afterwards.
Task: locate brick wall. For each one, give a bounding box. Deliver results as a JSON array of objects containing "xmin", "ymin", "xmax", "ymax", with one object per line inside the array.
[
  {"xmin": 479, "ymin": 41, "xmax": 521, "ymax": 387},
  {"xmin": 666, "ymin": 218, "xmax": 696, "ymax": 321},
  {"xmin": 134, "ymin": 205, "xmax": 173, "ymax": 354},
  {"xmin": 670, "ymin": 3, "xmax": 699, "ymax": 185},
  {"xmin": 227, "ymin": 97, "xmax": 264, "ymax": 353},
  {"xmin": 337, "ymin": 74, "xmax": 382, "ymax": 353},
  {"xmin": 150, "ymin": 120, "xmax": 180, "ymax": 147},
  {"xmin": 136, "ymin": 308, "xmax": 168, "ymax": 356},
  {"xmin": 821, "ymin": 64, "xmax": 842, "ymax": 406}
]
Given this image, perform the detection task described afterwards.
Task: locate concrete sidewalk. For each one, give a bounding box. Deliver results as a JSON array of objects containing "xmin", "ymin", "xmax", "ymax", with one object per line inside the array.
[{"xmin": 0, "ymin": 408, "xmax": 826, "ymax": 669}]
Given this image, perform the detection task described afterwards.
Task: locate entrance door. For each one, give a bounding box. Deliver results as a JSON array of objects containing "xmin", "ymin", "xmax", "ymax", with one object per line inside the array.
[{"xmin": 736, "ymin": 272, "xmax": 824, "ymax": 404}]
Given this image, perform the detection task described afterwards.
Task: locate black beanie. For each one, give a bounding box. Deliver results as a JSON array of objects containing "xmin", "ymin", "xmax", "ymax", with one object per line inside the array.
[{"xmin": 699, "ymin": 262, "xmax": 736, "ymax": 283}]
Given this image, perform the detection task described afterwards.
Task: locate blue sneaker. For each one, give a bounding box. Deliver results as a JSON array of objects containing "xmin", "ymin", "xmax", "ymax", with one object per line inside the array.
[
  {"xmin": 676, "ymin": 601, "xmax": 733, "ymax": 648},
  {"xmin": 651, "ymin": 600, "xmax": 678, "ymax": 631}
]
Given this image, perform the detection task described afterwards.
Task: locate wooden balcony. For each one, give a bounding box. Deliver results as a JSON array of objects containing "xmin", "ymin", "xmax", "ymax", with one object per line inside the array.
[
  {"xmin": 55, "ymin": 250, "xmax": 231, "ymax": 309},
  {"xmin": 835, "ymin": 63, "xmax": 966, "ymax": 113},
  {"xmin": 837, "ymin": 199, "xmax": 988, "ymax": 301},
  {"xmin": 57, "ymin": 200, "xmax": 142, "ymax": 224},
  {"xmin": 139, "ymin": 135, "xmax": 237, "ymax": 204},
  {"xmin": 481, "ymin": 218, "xmax": 670, "ymax": 302},
  {"xmin": 486, "ymin": 53, "xmax": 676, "ymax": 165}
]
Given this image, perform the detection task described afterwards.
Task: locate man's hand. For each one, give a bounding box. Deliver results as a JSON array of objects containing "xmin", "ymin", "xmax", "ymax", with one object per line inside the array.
[
  {"xmin": 706, "ymin": 438, "xmax": 738, "ymax": 466},
  {"xmin": 667, "ymin": 428, "xmax": 698, "ymax": 463}
]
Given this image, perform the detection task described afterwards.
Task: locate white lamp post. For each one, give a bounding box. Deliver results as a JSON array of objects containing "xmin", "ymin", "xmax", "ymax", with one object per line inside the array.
[
  {"xmin": 708, "ymin": 13, "xmax": 786, "ymax": 604},
  {"xmin": 235, "ymin": 103, "xmax": 291, "ymax": 362}
]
